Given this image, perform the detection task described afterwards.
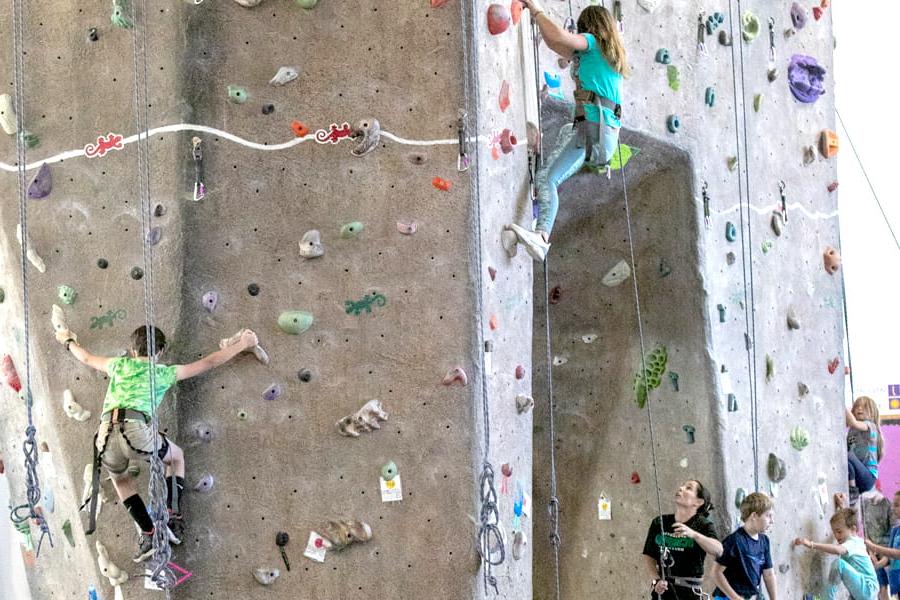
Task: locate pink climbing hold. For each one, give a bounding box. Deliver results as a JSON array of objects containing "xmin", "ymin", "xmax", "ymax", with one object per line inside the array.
[
  {"xmin": 489, "ymin": 315, "xmax": 498, "ymax": 330},
  {"xmin": 442, "ymin": 367, "xmax": 468, "ymax": 386},
  {"xmin": 515, "ymin": 364, "xmax": 525, "ymax": 380},
  {"xmin": 499, "ymin": 80, "xmax": 510, "ymax": 112},
  {"xmin": 487, "ymin": 4, "xmax": 511, "ymax": 35},
  {"xmin": 827, "ymin": 357, "xmax": 840, "ymax": 374},
  {"xmin": 397, "ymin": 221, "xmax": 417, "ymax": 235},
  {"xmin": 500, "ymin": 129, "xmax": 517, "ymax": 154}
]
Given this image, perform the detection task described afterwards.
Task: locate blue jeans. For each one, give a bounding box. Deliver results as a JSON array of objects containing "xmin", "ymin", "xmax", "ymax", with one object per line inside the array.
[
  {"xmin": 848, "ymin": 451, "xmax": 876, "ymax": 493},
  {"xmin": 826, "ymin": 558, "xmax": 879, "ymax": 600},
  {"xmin": 535, "ymin": 118, "xmax": 619, "ymax": 235}
]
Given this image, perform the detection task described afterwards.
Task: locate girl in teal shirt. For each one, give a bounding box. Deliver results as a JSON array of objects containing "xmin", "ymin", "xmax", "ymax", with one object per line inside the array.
[{"xmin": 507, "ymin": 1, "xmax": 629, "ymax": 261}]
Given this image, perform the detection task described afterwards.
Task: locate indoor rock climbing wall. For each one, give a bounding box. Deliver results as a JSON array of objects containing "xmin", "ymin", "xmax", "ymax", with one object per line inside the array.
[
  {"xmin": 0, "ymin": 1, "xmax": 533, "ymax": 599},
  {"xmin": 532, "ymin": 1, "xmax": 845, "ymax": 599}
]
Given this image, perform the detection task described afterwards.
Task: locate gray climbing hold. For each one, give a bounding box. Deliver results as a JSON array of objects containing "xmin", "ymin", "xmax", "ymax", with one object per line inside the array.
[
  {"xmin": 767, "ymin": 68, "xmax": 779, "ymax": 82},
  {"xmin": 786, "ymin": 307, "xmax": 800, "ymax": 330},
  {"xmin": 512, "ymin": 530, "xmax": 528, "ymax": 561},
  {"xmin": 683, "ymin": 425, "xmax": 696, "ymax": 444},
  {"xmin": 719, "ymin": 30, "xmax": 732, "ymax": 46},
  {"xmin": 501, "ymin": 229, "xmax": 518, "ymax": 258},
  {"xmin": 253, "ymin": 567, "xmax": 280, "ymax": 585},
  {"xmin": 58, "ymin": 285, "xmax": 77, "ymax": 305},
  {"xmin": 262, "ymin": 383, "xmax": 284, "ymax": 401},
  {"xmin": 297, "ymin": 368, "xmax": 312, "ymax": 382},
  {"xmin": 735, "ymin": 487, "xmax": 746, "ymax": 509},
  {"xmin": 767, "ymin": 453, "xmax": 786, "ymax": 483},
  {"xmin": 201, "ymin": 291, "xmax": 218, "ymax": 312},
  {"xmin": 27, "ymin": 163, "xmax": 52, "ymax": 199},
  {"xmin": 350, "ymin": 119, "xmax": 381, "ymax": 157},
  {"xmin": 516, "ymin": 394, "xmax": 534, "ymax": 414},
  {"xmin": 770, "ymin": 212, "xmax": 783, "ymax": 236},
  {"xmin": 146, "ymin": 226, "xmax": 162, "ymax": 246},
  {"xmin": 269, "ymin": 66, "xmax": 299, "ymax": 86},
  {"xmin": 727, "ymin": 393, "xmax": 738, "ymax": 412},
  {"xmin": 797, "ymin": 382, "xmax": 809, "ymax": 396},
  {"xmin": 41, "ymin": 486, "xmax": 55, "ymax": 513},
  {"xmin": 298, "ymin": 230, "xmax": 324, "ymax": 258},
  {"xmin": 669, "ymin": 372, "xmax": 680, "ymax": 392},
  {"xmin": 227, "ymin": 85, "xmax": 249, "ymax": 104},
  {"xmin": 194, "ymin": 473, "xmax": 214, "ymax": 493},
  {"xmin": 340, "ymin": 221, "xmax": 364, "ymax": 239},
  {"xmin": 765, "ymin": 354, "xmax": 775, "ymax": 382},
  {"xmin": 278, "ymin": 311, "xmax": 313, "ymax": 335}
]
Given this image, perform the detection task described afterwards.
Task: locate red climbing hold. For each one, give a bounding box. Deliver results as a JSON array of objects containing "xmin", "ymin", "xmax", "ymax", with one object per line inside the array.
[
  {"xmin": 432, "ymin": 177, "xmax": 452, "ymax": 192},
  {"xmin": 827, "ymin": 357, "xmax": 840, "ymax": 374},
  {"xmin": 500, "ymin": 129, "xmax": 517, "ymax": 154},
  {"xmin": 487, "ymin": 4, "xmax": 511, "ymax": 35},
  {"xmin": 827, "ymin": 181, "xmax": 839, "ymax": 193},
  {"xmin": 812, "ymin": 6, "xmax": 823, "ymax": 20},
  {"xmin": 631, "ymin": 471, "xmax": 641, "ymax": 484},
  {"xmin": 515, "ymin": 365, "xmax": 525, "ymax": 379},
  {"xmin": 499, "ymin": 80, "xmax": 510, "ymax": 112},
  {"xmin": 511, "ymin": 1, "xmax": 523, "ymax": 26},
  {"xmin": 291, "ymin": 120, "xmax": 309, "ymax": 137},
  {"xmin": 2, "ymin": 355, "xmax": 22, "ymax": 393},
  {"xmin": 442, "ymin": 367, "xmax": 468, "ymax": 386}
]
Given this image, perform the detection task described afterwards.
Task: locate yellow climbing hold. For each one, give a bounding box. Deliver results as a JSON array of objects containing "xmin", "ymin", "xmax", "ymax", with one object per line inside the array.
[{"xmin": 741, "ymin": 10, "xmax": 760, "ymax": 41}]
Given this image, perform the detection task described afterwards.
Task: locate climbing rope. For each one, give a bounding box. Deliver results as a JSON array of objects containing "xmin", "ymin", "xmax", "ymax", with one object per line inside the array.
[
  {"xmin": 8, "ymin": 0, "xmax": 54, "ymax": 557},
  {"xmin": 726, "ymin": 0, "xmax": 762, "ymax": 493},
  {"xmin": 460, "ymin": 0, "xmax": 505, "ymax": 594},
  {"xmin": 125, "ymin": 0, "xmax": 173, "ymax": 592}
]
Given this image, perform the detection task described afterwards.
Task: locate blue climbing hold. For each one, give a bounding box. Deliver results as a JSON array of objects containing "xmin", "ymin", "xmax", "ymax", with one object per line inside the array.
[
  {"xmin": 705, "ymin": 87, "xmax": 716, "ymax": 108},
  {"xmin": 725, "ymin": 221, "xmax": 737, "ymax": 242},
  {"xmin": 654, "ymin": 48, "xmax": 670, "ymax": 64},
  {"xmin": 666, "ymin": 115, "xmax": 680, "ymax": 133}
]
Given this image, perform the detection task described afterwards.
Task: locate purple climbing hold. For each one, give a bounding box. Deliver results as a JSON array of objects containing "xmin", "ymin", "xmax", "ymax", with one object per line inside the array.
[
  {"xmin": 27, "ymin": 163, "xmax": 52, "ymax": 199},
  {"xmin": 146, "ymin": 226, "xmax": 162, "ymax": 246},
  {"xmin": 790, "ymin": 3, "xmax": 806, "ymax": 29},
  {"xmin": 201, "ymin": 291, "xmax": 218, "ymax": 312},
  {"xmin": 788, "ymin": 54, "xmax": 826, "ymax": 104},
  {"xmin": 262, "ymin": 383, "xmax": 283, "ymax": 401}
]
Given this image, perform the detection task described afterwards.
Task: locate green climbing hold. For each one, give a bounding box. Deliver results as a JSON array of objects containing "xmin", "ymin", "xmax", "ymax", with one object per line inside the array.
[
  {"xmin": 227, "ymin": 85, "xmax": 249, "ymax": 104},
  {"xmin": 753, "ymin": 94, "xmax": 763, "ymax": 112},
  {"xmin": 727, "ymin": 156, "xmax": 739, "ymax": 171},
  {"xmin": 735, "ymin": 487, "xmax": 746, "ymax": 509},
  {"xmin": 765, "ymin": 354, "xmax": 774, "ymax": 382},
  {"xmin": 705, "ymin": 87, "xmax": 716, "ymax": 107},
  {"xmin": 62, "ymin": 519, "xmax": 75, "ymax": 547},
  {"xmin": 20, "ymin": 130, "xmax": 39, "ymax": 149},
  {"xmin": 111, "ymin": 0, "xmax": 134, "ymax": 29},
  {"xmin": 633, "ymin": 345, "xmax": 668, "ymax": 408},
  {"xmin": 667, "ymin": 65, "xmax": 680, "ymax": 92},
  {"xmin": 278, "ymin": 310, "xmax": 314, "ymax": 335},
  {"xmin": 741, "ymin": 10, "xmax": 760, "ymax": 41},
  {"xmin": 726, "ymin": 222, "xmax": 737, "ymax": 242},
  {"xmin": 761, "ymin": 240, "xmax": 773, "ymax": 253},
  {"xmin": 584, "ymin": 144, "xmax": 639, "ymax": 174},
  {"xmin": 296, "ymin": 0, "xmax": 319, "ymax": 7},
  {"xmin": 57, "ymin": 285, "xmax": 77, "ymax": 305},
  {"xmin": 790, "ymin": 426, "xmax": 810, "ymax": 451},
  {"xmin": 381, "ymin": 461, "xmax": 398, "ymax": 481},
  {"xmin": 0, "ymin": 287, "xmax": 4, "ymax": 303},
  {"xmin": 341, "ymin": 221, "xmax": 364, "ymax": 239}
]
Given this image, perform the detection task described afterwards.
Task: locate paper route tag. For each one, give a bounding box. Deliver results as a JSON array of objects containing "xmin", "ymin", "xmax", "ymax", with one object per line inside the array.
[
  {"xmin": 598, "ymin": 494, "xmax": 611, "ymax": 520},
  {"xmin": 304, "ymin": 531, "xmax": 327, "ymax": 563},
  {"xmin": 380, "ymin": 475, "xmax": 403, "ymax": 503}
]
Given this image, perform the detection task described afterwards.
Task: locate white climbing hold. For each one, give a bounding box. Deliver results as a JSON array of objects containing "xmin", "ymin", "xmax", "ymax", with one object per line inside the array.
[
  {"xmin": 63, "ymin": 389, "xmax": 91, "ymax": 422},
  {"xmin": 636, "ymin": 0, "xmax": 661, "ymax": 13},
  {"xmin": 16, "ymin": 223, "xmax": 45, "ymax": 273},
  {"xmin": 298, "ymin": 229, "xmax": 324, "ymax": 258},
  {"xmin": 501, "ymin": 229, "xmax": 518, "ymax": 258},
  {"xmin": 96, "ymin": 540, "xmax": 128, "ymax": 586},
  {"xmin": 601, "ymin": 259, "xmax": 631, "ymax": 287},
  {"xmin": 337, "ymin": 399, "xmax": 389, "ymax": 438},
  {"xmin": 515, "ymin": 394, "xmax": 534, "ymax": 414},
  {"xmin": 397, "ymin": 221, "xmax": 417, "ymax": 235},
  {"xmin": 219, "ymin": 329, "xmax": 269, "ymax": 365},
  {"xmin": 253, "ymin": 567, "xmax": 280, "ymax": 585},
  {"xmin": 269, "ymin": 66, "xmax": 299, "ymax": 86},
  {"xmin": 679, "ymin": 458, "xmax": 689, "ymax": 468},
  {"xmin": 233, "ymin": 0, "xmax": 264, "ymax": 6},
  {"xmin": 581, "ymin": 333, "xmax": 597, "ymax": 344},
  {"xmin": 51, "ymin": 304, "xmax": 69, "ymax": 334},
  {"xmin": 552, "ymin": 355, "xmax": 568, "ymax": 366},
  {"xmin": 512, "ymin": 530, "xmax": 528, "ymax": 560},
  {"xmin": 0, "ymin": 93, "xmax": 17, "ymax": 135}
]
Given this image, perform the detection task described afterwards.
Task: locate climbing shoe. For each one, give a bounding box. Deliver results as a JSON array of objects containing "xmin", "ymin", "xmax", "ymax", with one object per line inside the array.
[
  {"xmin": 506, "ymin": 223, "xmax": 550, "ymax": 262},
  {"xmin": 133, "ymin": 531, "xmax": 155, "ymax": 563},
  {"xmin": 167, "ymin": 514, "xmax": 184, "ymax": 546}
]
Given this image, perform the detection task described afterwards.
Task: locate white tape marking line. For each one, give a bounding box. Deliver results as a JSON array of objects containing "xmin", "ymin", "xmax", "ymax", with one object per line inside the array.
[{"xmin": 714, "ymin": 202, "xmax": 840, "ymax": 221}]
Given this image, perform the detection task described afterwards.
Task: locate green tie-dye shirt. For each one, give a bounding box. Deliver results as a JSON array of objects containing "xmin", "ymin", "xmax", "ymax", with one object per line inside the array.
[{"xmin": 101, "ymin": 357, "xmax": 178, "ymax": 415}]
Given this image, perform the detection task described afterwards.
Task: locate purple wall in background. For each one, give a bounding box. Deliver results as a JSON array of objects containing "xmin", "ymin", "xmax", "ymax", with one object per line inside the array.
[{"xmin": 880, "ymin": 424, "xmax": 900, "ymax": 499}]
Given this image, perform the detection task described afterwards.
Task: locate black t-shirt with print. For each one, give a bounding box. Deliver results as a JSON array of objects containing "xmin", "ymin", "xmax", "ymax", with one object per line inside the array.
[{"xmin": 642, "ymin": 513, "xmax": 719, "ymax": 579}]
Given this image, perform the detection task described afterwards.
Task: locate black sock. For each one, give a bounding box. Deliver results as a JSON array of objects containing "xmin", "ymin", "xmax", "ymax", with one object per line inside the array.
[
  {"xmin": 166, "ymin": 476, "xmax": 185, "ymax": 515},
  {"xmin": 123, "ymin": 494, "xmax": 154, "ymax": 533}
]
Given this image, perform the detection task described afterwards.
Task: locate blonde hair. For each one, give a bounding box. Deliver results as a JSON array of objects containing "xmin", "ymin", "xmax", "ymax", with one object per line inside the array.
[
  {"xmin": 577, "ymin": 6, "xmax": 630, "ymax": 76},
  {"xmin": 830, "ymin": 507, "xmax": 858, "ymax": 530},
  {"xmin": 740, "ymin": 492, "xmax": 773, "ymax": 522},
  {"xmin": 854, "ymin": 396, "xmax": 885, "ymax": 461}
]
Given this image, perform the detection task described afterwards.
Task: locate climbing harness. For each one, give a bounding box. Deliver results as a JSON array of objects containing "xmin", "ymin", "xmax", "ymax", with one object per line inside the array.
[
  {"xmin": 8, "ymin": 0, "xmax": 54, "ymax": 558},
  {"xmin": 571, "ymin": 60, "xmax": 621, "ymax": 167},
  {"xmin": 460, "ymin": 0, "xmax": 505, "ymax": 593}
]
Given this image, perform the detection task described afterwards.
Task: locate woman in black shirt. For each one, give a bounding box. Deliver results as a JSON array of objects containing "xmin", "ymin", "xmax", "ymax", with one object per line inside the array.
[{"xmin": 642, "ymin": 480, "xmax": 722, "ymax": 599}]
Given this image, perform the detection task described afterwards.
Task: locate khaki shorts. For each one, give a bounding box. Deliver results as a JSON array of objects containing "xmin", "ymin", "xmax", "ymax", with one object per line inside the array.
[{"xmin": 95, "ymin": 420, "xmax": 169, "ymax": 475}]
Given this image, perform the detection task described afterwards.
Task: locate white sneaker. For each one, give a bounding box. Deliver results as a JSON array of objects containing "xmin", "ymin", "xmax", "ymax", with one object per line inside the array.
[{"xmin": 506, "ymin": 224, "xmax": 550, "ymax": 262}]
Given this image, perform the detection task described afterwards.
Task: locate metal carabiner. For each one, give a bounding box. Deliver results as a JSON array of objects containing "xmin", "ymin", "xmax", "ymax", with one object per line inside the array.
[{"xmin": 778, "ymin": 180, "xmax": 787, "ymax": 223}]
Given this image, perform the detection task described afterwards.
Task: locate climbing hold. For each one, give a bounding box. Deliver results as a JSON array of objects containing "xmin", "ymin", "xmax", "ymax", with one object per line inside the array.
[
  {"xmin": 278, "ymin": 310, "xmax": 314, "ymax": 335},
  {"xmin": 262, "ymin": 383, "xmax": 284, "ymax": 401},
  {"xmin": 716, "ymin": 304, "xmax": 726, "ymax": 323},
  {"xmin": 767, "ymin": 453, "xmax": 786, "ymax": 483},
  {"xmin": 735, "ymin": 488, "xmax": 746, "ymax": 509},
  {"xmin": 765, "ymin": 354, "xmax": 775, "ymax": 382},
  {"xmin": 582, "ymin": 334, "xmax": 597, "ymax": 344},
  {"xmin": 499, "ymin": 80, "xmax": 511, "ymax": 112},
  {"xmin": 350, "ymin": 119, "xmax": 381, "ymax": 157},
  {"xmin": 753, "ymin": 94, "xmax": 763, "ymax": 112},
  {"xmin": 718, "ymin": 29, "xmax": 732, "ymax": 46},
  {"xmin": 727, "ymin": 393, "xmax": 738, "ymax": 412},
  {"xmin": 340, "ymin": 221, "xmax": 364, "ymax": 238},
  {"xmin": 63, "ymin": 389, "xmax": 91, "ymax": 421},
  {"xmin": 269, "ymin": 66, "xmax": 299, "ymax": 86},
  {"xmin": 0, "ymin": 94, "xmax": 15, "ymax": 135},
  {"xmin": 297, "ymin": 368, "xmax": 312, "ymax": 382},
  {"xmin": 761, "ymin": 240, "xmax": 773, "ymax": 254},
  {"xmin": 790, "ymin": 3, "xmax": 807, "ymax": 29},
  {"xmin": 798, "ymin": 382, "xmax": 809, "ymax": 396},
  {"xmin": 201, "ymin": 291, "xmax": 218, "ymax": 312},
  {"xmin": 501, "ymin": 229, "xmax": 518, "ymax": 258},
  {"xmin": 226, "ymin": 85, "xmax": 249, "ymax": 104},
  {"xmin": 337, "ymin": 399, "xmax": 388, "ymax": 437},
  {"xmin": 16, "ymin": 223, "xmax": 46, "ymax": 273},
  {"xmin": 488, "ymin": 314, "xmax": 499, "ymax": 331},
  {"xmin": 741, "ymin": 10, "xmax": 760, "ymax": 41},
  {"xmin": 667, "ymin": 65, "xmax": 680, "ymax": 92},
  {"xmin": 552, "ymin": 356, "xmax": 567, "ymax": 366},
  {"xmin": 819, "ymin": 129, "xmax": 839, "ymax": 158},
  {"xmin": 827, "ymin": 357, "xmax": 840, "ymax": 375},
  {"xmin": 194, "ymin": 473, "xmax": 215, "ymax": 493},
  {"xmin": 0, "ymin": 287, "xmax": 4, "ymax": 303},
  {"xmin": 704, "ymin": 87, "xmax": 715, "ymax": 108},
  {"xmin": 771, "ymin": 212, "xmax": 783, "ymax": 237},
  {"xmin": 252, "ymin": 567, "xmax": 280, "ymax": 586},
  {"xmin": 194, "ymin": 423, "xmax": 214, "ymax": 443},
  {"xmin": 431, "ymin": 0, "xmax": 451, "ymax": 6},
  {"xmin": 790, "ymin": 426, "xmax": 810, "ymax": 451},
  {"xmin": 298, "ymin": 230, "xmax": 324, "ymax": 258},
  {"xmin": 96, "ymin": 540, "xmax": 128, "ymax": 587},
  {"xmin": 397, "ymin": 221, "xmax": 417, "ymax": 235},
  {"xmin": 237, "ymin": 409, "xmax": 248, "ymax": 420},
  {"xmin": 487, "ymin": 4, "xmax": 511, "ymax": 35},
  {"xmin": 727, "ymin": 156, "xmax": 738, "ymax": 171},
  {"xmin": 633, "ymin": 346, "xmax": 668, "ymax": 408},
  {"xmin": 767, "ymin": 68, "xmax": 779, "ymax": 82},
  {"xmin": 512, "ymin": 530, "xmax": 528, "ymax": 560},
  {"xmin": 669, "ymin": 372, "xmax": 680, "ymax": 392},
  {"xmin": 51, "ymin": 303, "xmax": 69, "ymax": 336},
  {"xmin": 20, "ymin": 130, "xmax": 39, "ymax": 149},
  {"xmin": 515, "ymin": 365, "xmax": 525, "ymax": 379},
  {"xmin": 654, "ymin": 49, "xmax": 670, "ymax": 65},
  {"xmin": 130, "ymin": 267, "xmax": 144, "ymax": 280},
  {"xmin": 658, "ymin": 258, "xmax": 672, "ymax": 278},
  {"xmin": 822, "ymin": 246, "xmax": 841, "ymax": 274},
  {"xmin": 146, "ymin": 226, "xmax": 162, "ymax": 246},
  {"xmin": 296, "ymin": 0, "xmax": 318, "ymax": 8},
  {"xmin": 548, "ymin": 285, "xmax": 562, "ymax": 304},
  {"xmin": 516, "ymin": 394, "xmax": 534, "ymax": 414},
  {"xmin": 261, "ymin": 104, "xmax": 275, "ymax": 115},
  {"xmin": 630, "ymin": 472, "xmax": 641, "ymax": 484},
  {"xmin": 788, "ymin": 55, "xmax": 826, "ymax": 104},
  {"xmin": 40, "ymin": 486, "xmax": 54, "ymax": 514},
  {"xmin": 110, "ymin": 0, "xmax": 133, "ymax": 29},
  {"xmin": 485, "ymin": 266, "xmax": 497, "ymax": 282},
  {"xmin": 601, "ymin": 259, "xmax": 631, "ymax": 287},
  {"xmin": 725, "ymin": 221, "xmax": 737, "ymax": 242},
  {"xmin": 786, "ymin": 307, "xmax": 800, "ymax": 330},
  {"xmin": 510, "ymin": 0, "xmax": 523, "ymax": 25},
  {"xmin": 321, "ymin": 519, "xmax": 373, "ymax": 551},
  {"xmin": 87, "ymin": 27, "xmax": 99, "ymax": 42},
  {"xmin": 666, "ymin": 115, "xmax": 680, "ymax": 134},
  {"xmin": 27, "ymin": 163, "xmax": 52, "ymax": 199},
  {"xmin": 442, "ymin": 366, "xmax": 468, "ymax": 386},
  {"xmin": 827, "ymin": 181, "xmax": 839, "ymax": 193},
  {"xmin": 498, "ymin": 129, "xmax": 517, "ymax": 155},
  {"xmin": 381, "ymin": 461, "xmax": 398, "ymax": 482},
  {"xmin": 62, "ymin": 520, "xmax": 75, "ymax": 547},
  {"xmin": 57, "ymin": 285, "xmax": 77, "ymax": 305},
  {"xmin": 247, "ymin": 283, "xmax": 260, "ymax": 296},
  {"xmin": 291, "ymin": 121, "xmax": 309, "ymax": 137},
  {"xmin": 812, "ymin": 6, "xmax": 823, "ymax": 20},
  {"xmin": 683, "ymin": 425, "xmax": 696, "ymax": 444},
  {"xmin": 345, "ymin": 292, "xmax": 386, "ymax": 316}
]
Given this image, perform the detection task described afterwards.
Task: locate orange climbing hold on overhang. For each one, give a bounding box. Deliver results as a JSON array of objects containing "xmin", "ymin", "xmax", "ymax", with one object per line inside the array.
[
  {"xmin": 819, "ymin": 129, "xmax": 838, "ymax": 158},
  {"xmin": 291, "ymin": 120, "xmax": 309, "ymax": 137},
  {"xmin": 432, "ymin": 176, "xmax": 452, "ymax": 191}
]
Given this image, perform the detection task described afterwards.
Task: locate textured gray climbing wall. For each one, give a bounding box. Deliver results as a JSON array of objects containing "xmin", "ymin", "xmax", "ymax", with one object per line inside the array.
[
  {"xmin": 532, "ymin": 2, "xmax": 844, "ymax": 599},
  {"xmin": 0, "ymin": 1, "xmax": 531, "ymax": 599}
]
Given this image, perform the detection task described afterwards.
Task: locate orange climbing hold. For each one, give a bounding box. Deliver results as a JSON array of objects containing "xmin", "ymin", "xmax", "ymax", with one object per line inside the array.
[
  {"xmin": 511, "ymin": 0, "xmax": 523, "ymax": 25},
  {"xmin": 291, "ymin": 120, "xmax": 309, "ymax": 137},
  {"xmin": 430, "ymin": 0, "xmax": 451, "ymax": 6},
  {"xmin": 489, "ymin": 314, "xmax": 498, "ymax": 330},
  {"xmin": 432, "ymin": 177, "xmax": 452, "ymax": 192},
  {"xmin": 2, "ymin": 354, "xmax": 22, "ymax": 393},
  {"xmin": 819, "ymin": 129, "xmax": 838, "ymax": 158}
]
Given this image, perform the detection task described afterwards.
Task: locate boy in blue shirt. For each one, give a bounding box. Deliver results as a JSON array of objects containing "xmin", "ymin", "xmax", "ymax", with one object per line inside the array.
[
  {"xmin": 865, "ymin": 491, "xmax": 900, "ymax": 598},
  {"xmin": 713, "ymin": 492, "xmax": 778, "ymax": 600}
]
